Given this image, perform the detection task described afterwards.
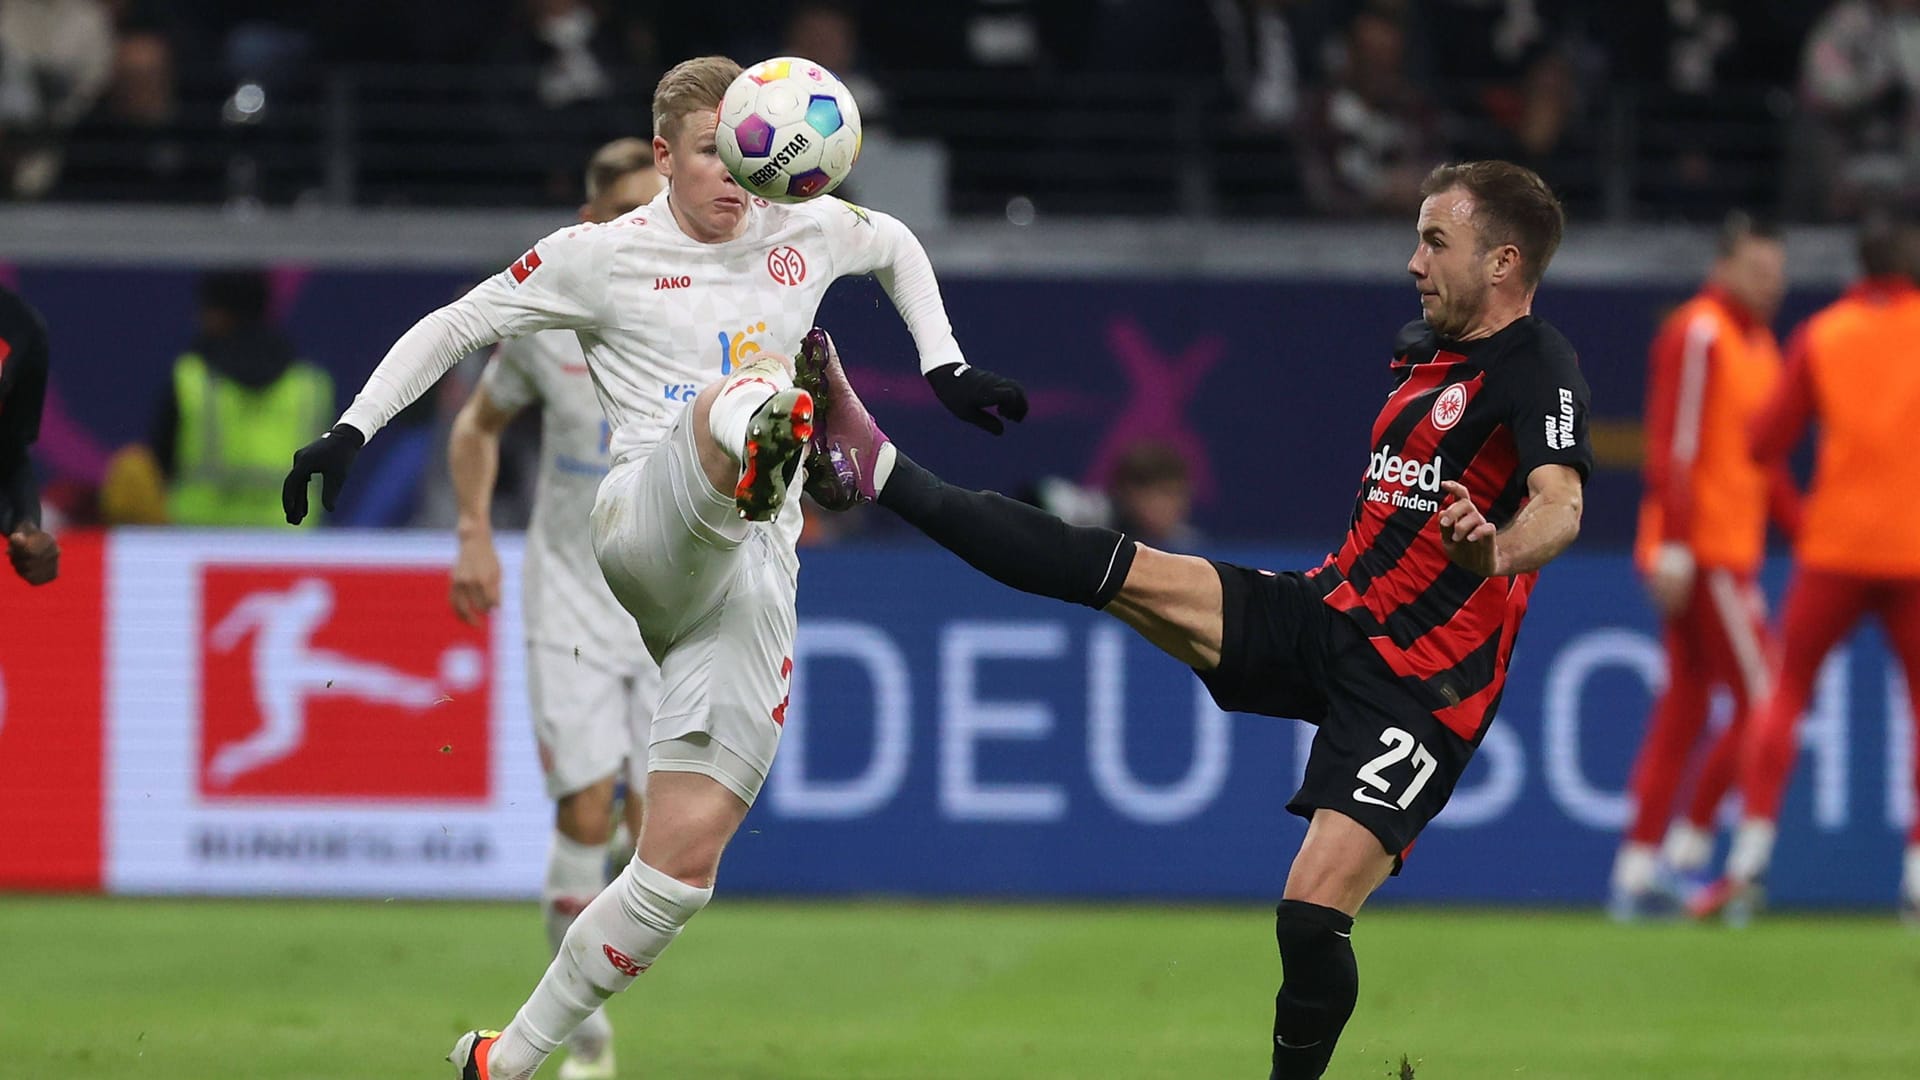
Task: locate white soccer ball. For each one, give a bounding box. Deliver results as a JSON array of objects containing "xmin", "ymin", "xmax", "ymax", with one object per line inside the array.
[{"xmin": 716, "ymin": 56, "xmax": 863, "ymax": 203}]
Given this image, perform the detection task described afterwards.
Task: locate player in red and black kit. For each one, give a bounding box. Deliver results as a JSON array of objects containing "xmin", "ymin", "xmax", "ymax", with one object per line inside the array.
[
  {"xmin": 799, "ymin": 161, "xmax": 1589, "ymax": 1079},
  {"xmin": 0, "ymin": 284, "xmax": 58, "ymax": 586}
]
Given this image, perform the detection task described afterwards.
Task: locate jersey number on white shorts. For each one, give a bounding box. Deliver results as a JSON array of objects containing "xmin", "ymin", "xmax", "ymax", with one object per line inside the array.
[{"xmin": 1353, "ymin": 727, "xmax": 1438, "ymax": 810}]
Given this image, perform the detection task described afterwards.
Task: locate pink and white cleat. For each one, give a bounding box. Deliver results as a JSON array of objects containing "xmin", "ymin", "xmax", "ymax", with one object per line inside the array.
[{"xmin": 795, "ymin": 327, "xmax": 891, "ymax": 511}]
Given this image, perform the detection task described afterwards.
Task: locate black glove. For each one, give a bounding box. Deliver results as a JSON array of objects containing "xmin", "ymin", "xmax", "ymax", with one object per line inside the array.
[
  {"xmin": 926, "ymin": 362, "xmax": 1029, "ymax": 435},
  {"xmin": 282, "ymin": 423, "xmax": 365, "ymax": 525}
]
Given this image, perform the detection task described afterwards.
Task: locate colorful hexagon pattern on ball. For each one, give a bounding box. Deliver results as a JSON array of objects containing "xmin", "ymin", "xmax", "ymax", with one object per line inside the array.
[
  {"xmin": 787, "ymin": 168, "xmax": 833, "ymax": 200},
  {"xmin": 805, "ymin": 95, "xmax": 843, "ymax": 137},
  {"xmin": 716, "ymin": 55, "xmax": 863, "ymax": 203},
  {"xmin": 733, "ymin": 113, "xmax": 775, "ymax": 158}
]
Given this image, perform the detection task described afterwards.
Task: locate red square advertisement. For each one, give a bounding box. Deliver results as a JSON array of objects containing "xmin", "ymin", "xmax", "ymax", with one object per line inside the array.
[
  {"xmin": 0, "ymin": 531, "xmax": 104, "ymax": 889},
  {"xmin": 198, "ymin": 567, "xmax": 490, "ymax": 801}
]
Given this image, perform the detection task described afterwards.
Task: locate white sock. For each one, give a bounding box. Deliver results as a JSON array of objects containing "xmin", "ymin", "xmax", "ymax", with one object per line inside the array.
[
  {"xmin": 1661, "ymin": 822, "xmax": 1713, "ymax": 873},
  {"xmin": 707, "ymin": 358, "xmax": 793, "ymax": 465},
  {"xmin": 1904, "ymin": 845, "xmax": 1920, "ymax": 903},
  {"xmin": 1610, "ymin": 842, "xmax": 1660, "ymax": 895},
  {"xmin": 488, "ymin": 859, "xmax": 712, "ymax": 1080},
  {"xmin": 872, "ymin": 442, "xmax": 898, "ymax": 492},
  {"xmin": 542, "ymin": 830, "xmax": 613, "ymax": 1058},
  {"xmin": 1726, "ymin": 819, "xmax": 1777, "ymax": 885}
]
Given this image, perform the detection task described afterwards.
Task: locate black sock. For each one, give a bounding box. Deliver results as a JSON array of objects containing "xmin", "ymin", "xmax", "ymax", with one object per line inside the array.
[
  {"xmin": 1270, "ymin": 900, "xmax": 1359, "ymax": 1080},
  {"xmin": 876, "ymin": 451, "xmax": 1135, "ymax": 609}
]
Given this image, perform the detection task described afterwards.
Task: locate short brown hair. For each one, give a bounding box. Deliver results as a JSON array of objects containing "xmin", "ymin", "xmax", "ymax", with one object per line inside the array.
[
  {"xmin": 1419, "ymin": 161, "xmax": 1566, "ymax": 288},
  {"xmin": 584, "ymin": 137, "xmax": 654, "ymax": 200},
  {"xmin": 652, "ymin": 56, "xmax": 742, "ymax": 143}
]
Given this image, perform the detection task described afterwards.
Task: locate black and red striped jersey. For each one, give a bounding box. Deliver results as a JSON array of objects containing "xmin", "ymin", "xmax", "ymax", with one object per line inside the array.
[{"xmin": 1307, "ymin": 315, "xmax": 1592, "ymax": 744}]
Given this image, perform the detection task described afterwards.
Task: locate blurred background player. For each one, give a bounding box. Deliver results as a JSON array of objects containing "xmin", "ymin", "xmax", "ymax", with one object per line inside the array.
[
  {"xmin": 804, "ymin": 160, "xmax": 1589, "ymax": 1080},
  {"xmin": 1610, "ymin": 213, "xmax": 1797, "ymax": 919},
  {"xmin": 445, "ymin": 136, "xmax": 663, "ymax": 1080},
  {"xmin": 1695, "ymin": 216, "xmax": 1920, "ymax": 924},
  {"xmin": 280, "ymin": 56, "xmax": 1027, "ymax": 1080},
  {"xmin": 0, "ymin": 282, "xmax": 57, "ymax": 585},
  {"xmin": 149, "ymin": 270, "xmax": 334, "ymax": 527}
]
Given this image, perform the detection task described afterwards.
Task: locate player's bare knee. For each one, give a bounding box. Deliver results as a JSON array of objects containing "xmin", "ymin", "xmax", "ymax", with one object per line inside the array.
[
  {"xmin": 555, "ymin": 777, "xmax": 621, "ymax": 846},
  {"xmin": 1108, "ymin": 546, "xmax": 1225, "ymax": 669},
  {"xmin": 1284, "ymin": 812, "xmax": 1395, "ymax": 915}
]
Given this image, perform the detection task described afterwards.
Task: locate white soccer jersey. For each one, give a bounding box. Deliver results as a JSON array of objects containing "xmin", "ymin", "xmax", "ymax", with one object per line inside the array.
[
  {"xmin": 340, "ymin": 192, "xmax": 965, "ymax": 548},
  {"xmin": 479, "ymin": 330, "xmax": 645, "ymax": 670}
]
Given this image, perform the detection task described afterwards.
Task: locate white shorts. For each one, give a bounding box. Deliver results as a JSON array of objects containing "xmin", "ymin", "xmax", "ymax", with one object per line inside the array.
[
  {"xmin": 525, "ymin": 644, "xmax": 660, "ymax": 800},
  {"xmin": 590, "ymin": 409, "xmax": 797, "ymax": 804}
]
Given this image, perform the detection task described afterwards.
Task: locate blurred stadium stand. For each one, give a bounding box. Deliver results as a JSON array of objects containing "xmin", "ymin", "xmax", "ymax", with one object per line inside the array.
[{"xmin": 0, "ymin": 0, "xmax": 1873, "ymax": 222}]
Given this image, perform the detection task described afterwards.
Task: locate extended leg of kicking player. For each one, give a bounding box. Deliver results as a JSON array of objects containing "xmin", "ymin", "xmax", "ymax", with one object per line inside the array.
[{"xmin": 803, "ymin": 162, "xmax": 1589, "ymax": 1078}]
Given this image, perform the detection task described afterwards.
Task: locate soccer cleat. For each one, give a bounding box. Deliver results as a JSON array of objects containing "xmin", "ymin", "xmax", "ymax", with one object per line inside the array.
[
  {"xmin": 793, "ymin": 327, "xmax": 890, "ymax": 511},
  {"xmin": 447, "ymin": 1029, "xmax": 500, "ymax": 1080},
  {"xmin": 1607, "ymin": 873, "xmax": 1687, "ymax": 924},
  {"xmin": 557, "ymin": 1041, "xmax": 617, "ymax": 1080},
  {"xmin": 733, "ymin": 387, "xmax": 815, "ymax": 521},
  {"xmin": 1687, "ymin": 876, "xmax": 1763, "ymax": 927}
]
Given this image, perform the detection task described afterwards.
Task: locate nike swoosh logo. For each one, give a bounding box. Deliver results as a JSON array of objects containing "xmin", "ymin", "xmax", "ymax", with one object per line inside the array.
[
  {"xmin": 1275, "ymin": 1037, "xmax": 1322, "ymax": 1050},
  {"xmin": 1350, "ymin": 786, "xmax": 1401, "ymax": 809},
  {"xmin": 847, "ymin": 445, "xmax": 861, "ymax": 473}
]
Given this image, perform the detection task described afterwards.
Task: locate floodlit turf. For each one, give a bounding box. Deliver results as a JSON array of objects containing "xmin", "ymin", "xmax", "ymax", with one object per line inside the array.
[{"xmin": 0, "ymin": 897, "xmax": 1914, "ymax": 1079}]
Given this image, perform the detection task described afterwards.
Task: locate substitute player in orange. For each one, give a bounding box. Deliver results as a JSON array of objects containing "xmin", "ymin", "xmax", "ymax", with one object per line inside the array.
[
  {"xmin": 1694, "ymin": 219, "xmax": 1920, "ymax": 924},
  {"xmin": 1610, "ymin": 214, "xmax": 1798, "ymax": 919}
]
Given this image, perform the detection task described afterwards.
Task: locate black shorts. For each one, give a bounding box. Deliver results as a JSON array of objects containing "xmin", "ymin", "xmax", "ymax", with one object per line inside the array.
[{"xmin": 1196, "ymin": 563, "xmax": 1476, "ymax": 871}]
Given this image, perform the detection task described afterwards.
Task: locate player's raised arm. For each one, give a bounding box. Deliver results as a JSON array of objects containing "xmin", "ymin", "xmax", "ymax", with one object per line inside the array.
[
  {"xmin": 818, "ymin": 199, "xmax": 1028, "ymax": 434},
  {"xmin": 281, "ymin": 226, "xmax": 615, "ymax": 524}
]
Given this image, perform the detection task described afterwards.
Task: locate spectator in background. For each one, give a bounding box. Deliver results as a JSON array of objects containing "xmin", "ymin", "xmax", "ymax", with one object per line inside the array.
[
  {"xmin": 1298, "ymin": 6, "xmax": 1440, "ymax": 216},
  {"xmin": 781, "ymin": 1, "xmax": 884, "ymax": 126},
  {"xmin": 149, "ymin": 270, "xmax": 334, "ymax": 527},
  {"xmin": 1210, "ymin": 0, "xmax": 1326, "ymax": 132},
  {"xmin": 490, "ymin": 0, "xmax": 632, "ymax": 202},
  {"xmin": 0, "ymin": 283, "xmax": 57, "ymax": 584},
  {"xmin": 61, "ymin": 29, "xmax": 203, "ymax": 200},
  {"xmin": 1107, "ymin": 438, "xmax": 1203, "ymax": 551},
  {"xmin": 1788, "ymin": 0, "xmax": 1920, "ymax": 220},
  {"xmin": 0, "ymin": 0, "xmax": 113, "ymax": 199}
]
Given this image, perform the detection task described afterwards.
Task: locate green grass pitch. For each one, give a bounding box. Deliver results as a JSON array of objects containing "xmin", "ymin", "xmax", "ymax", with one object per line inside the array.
[{"xmin": 1, "ymin": 896, "xmax": 1914, "ymax": 1078}]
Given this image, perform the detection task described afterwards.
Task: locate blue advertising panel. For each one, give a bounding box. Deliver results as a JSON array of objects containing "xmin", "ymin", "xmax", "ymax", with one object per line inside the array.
[
  {"xmin": 717, "ymin": 545, "xmax": 1913, "ymax": 908},
  {"xmin": 0, "ymin": 260, "xmax": 1848, "ymax": 543}
]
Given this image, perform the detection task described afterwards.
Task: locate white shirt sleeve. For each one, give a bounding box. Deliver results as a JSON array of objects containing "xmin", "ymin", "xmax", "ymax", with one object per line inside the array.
[
  {"xmin": 338, "ymin": 224, "xmax": 614, "ymax": 438},
  {"xmin": 815, "ymin": 199, "xmax": 966, "ymax": 374},
  {"xmin": 478, "ymin": 339, "xmax": 541, "ymax": 414}
]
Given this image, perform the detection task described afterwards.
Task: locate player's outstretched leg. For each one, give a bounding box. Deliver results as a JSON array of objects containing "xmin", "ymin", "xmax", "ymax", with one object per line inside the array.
[{"xmin": 798, "ymin": 329, "xmax": 1136, "ymax": 610}]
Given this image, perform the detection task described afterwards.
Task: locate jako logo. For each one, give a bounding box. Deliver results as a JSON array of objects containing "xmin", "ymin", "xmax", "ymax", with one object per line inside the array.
[
  {"xmin": 1368, "ymin": 445, "xmax": 1444, "ymax": 491},
  {"xmin": 197, "ymin": 568, "xmax": 491, "ymax": 801},
  {"xmin": 715, "ymin": 320, "xmax": 768, "ymax": 376},
  {"xmin": 654, "ymin": 275, "xmax": 691, "ymax": 291},
  {"xmin": 1545, "ymin": 388, "xmax": 1576, "ymax": 450}
]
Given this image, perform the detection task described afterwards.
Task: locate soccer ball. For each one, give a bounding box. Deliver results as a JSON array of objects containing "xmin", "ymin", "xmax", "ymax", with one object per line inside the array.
[{"xmin": 717, "ymin": 56, "xmax": 862, "ymax": 203}]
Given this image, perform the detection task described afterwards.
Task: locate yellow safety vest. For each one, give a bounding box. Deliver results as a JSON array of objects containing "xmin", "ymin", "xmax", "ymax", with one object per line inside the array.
[{"xmin": 168, "ymin": 353, "xmax": 333, "ymax": 527}]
